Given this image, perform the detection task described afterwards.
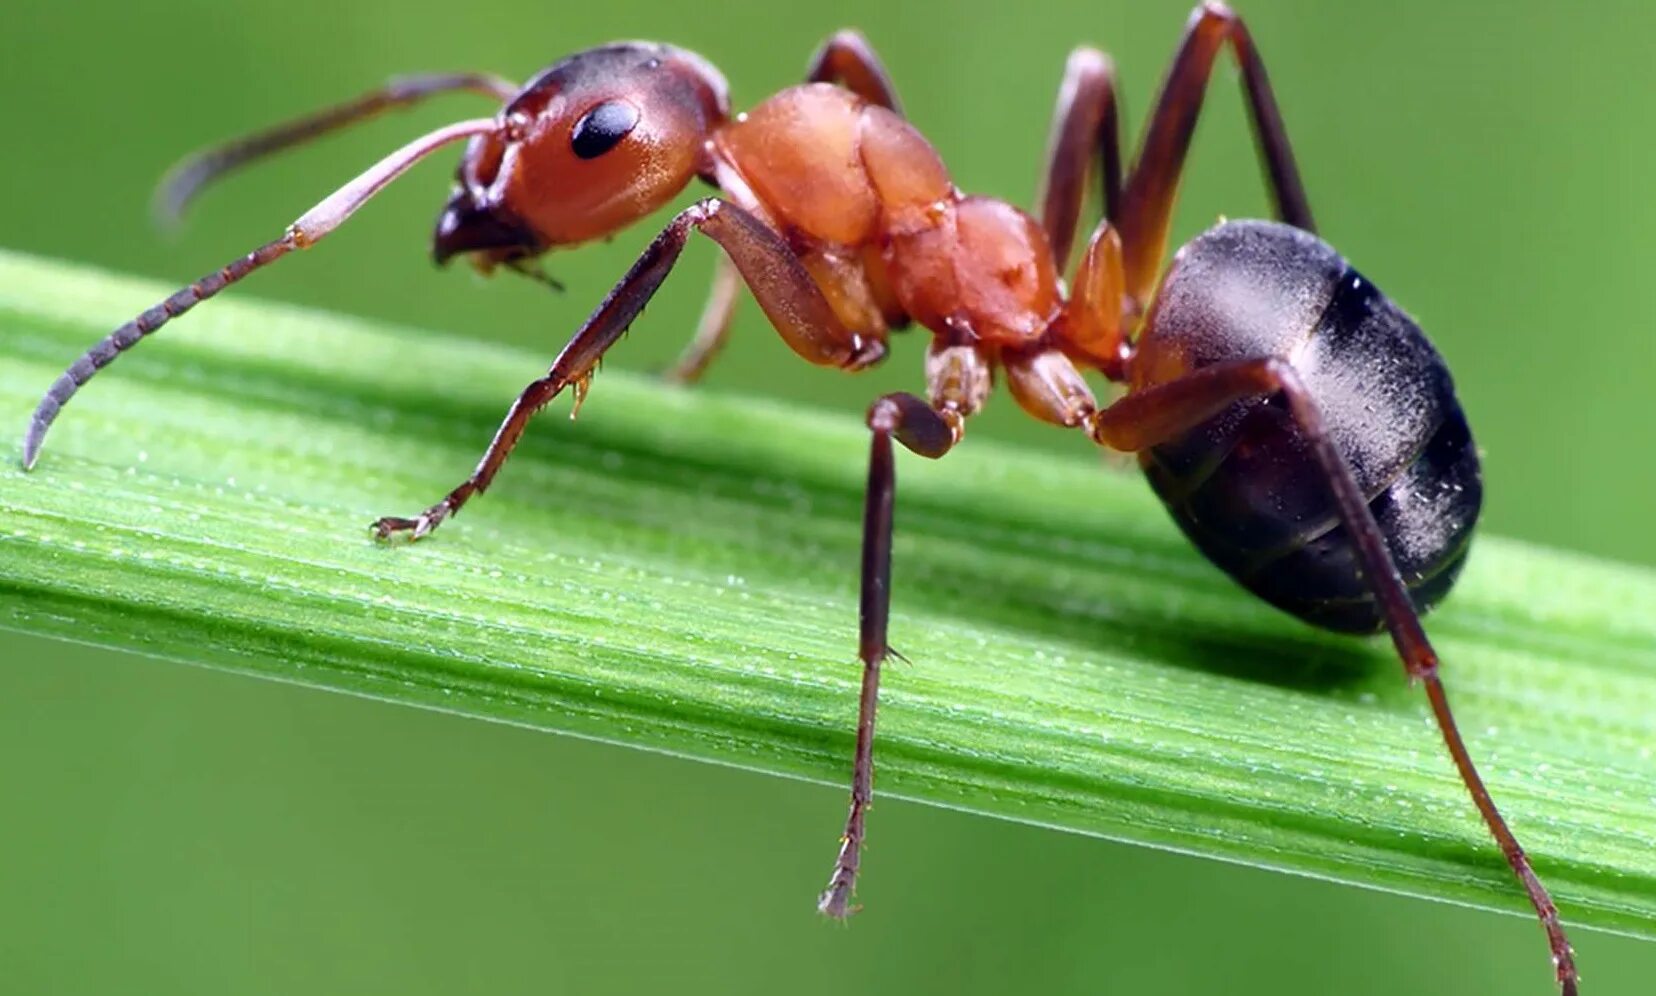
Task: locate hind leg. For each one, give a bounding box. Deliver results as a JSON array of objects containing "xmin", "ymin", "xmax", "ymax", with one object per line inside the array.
[{"xmin": 1088, "ymin": 358, "xmax": 1577, "ymax": 995}]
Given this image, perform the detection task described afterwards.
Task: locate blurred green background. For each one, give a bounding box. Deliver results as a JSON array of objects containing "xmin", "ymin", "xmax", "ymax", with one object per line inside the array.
[{"xmin": 2, "ymin": 0, "xmax": 1652, "ymax": 993}]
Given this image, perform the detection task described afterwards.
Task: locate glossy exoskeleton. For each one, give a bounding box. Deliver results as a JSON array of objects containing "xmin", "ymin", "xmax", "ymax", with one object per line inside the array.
[
  {"xmin": 19, "ymin": 5, "xmax": 1575, "ymax": 992},
  {"xmin": 1139, "ymin": 222, "xmax": 1481, "ymax": 634}
]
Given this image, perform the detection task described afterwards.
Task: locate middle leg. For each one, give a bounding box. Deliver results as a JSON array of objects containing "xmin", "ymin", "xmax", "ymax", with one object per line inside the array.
[{"xmin": 818, "ymin": 341, "xmax": 989, "ymax": 918}]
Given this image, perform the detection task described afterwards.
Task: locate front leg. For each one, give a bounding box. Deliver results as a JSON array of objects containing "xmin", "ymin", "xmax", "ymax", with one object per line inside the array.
[
  {"xmin": 664, "ymin": 30, "xmax": 904, "ymax": 385},
  {"xmin": 373, "ymin": 197, "xmax": 868, "ymax": 541}
]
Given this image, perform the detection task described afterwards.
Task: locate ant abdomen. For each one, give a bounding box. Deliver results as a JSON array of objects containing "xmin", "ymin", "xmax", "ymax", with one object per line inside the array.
[{"xmin": 1136, "ymin": 220, "xmax": 1483, "ymax": 632}]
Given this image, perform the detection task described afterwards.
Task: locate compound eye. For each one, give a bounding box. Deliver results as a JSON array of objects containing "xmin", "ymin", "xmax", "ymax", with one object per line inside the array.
[{"xmin": 570, "ymin": 100, "xmax": 641, "ymax": 159}]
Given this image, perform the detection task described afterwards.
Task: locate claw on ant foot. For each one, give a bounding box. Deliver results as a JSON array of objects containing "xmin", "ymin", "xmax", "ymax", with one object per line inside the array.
[{"xmin": 371, "ymin": 502, "xmax": 450, "ymax": 542}]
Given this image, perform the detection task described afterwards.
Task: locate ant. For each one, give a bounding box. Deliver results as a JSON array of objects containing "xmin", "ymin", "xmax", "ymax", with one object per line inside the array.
[{"xmin": 20, "ymin": 4, "xmax": 1576, "ymax": 991}]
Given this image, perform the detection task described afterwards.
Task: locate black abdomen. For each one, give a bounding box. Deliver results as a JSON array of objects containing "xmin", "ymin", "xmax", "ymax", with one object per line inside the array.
[{"xmin": 1136, "ymin": 221, "xmax": 1482, "ymax": 633}]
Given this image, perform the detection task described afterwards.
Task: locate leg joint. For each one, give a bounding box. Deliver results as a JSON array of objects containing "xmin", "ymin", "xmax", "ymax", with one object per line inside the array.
[
  {"xmin": 1065, "ymin": 45, "xmax": 1116, "ymax": 80},
  {"xmin": 866, "ymin": 392, "xmax": 957, "ymax": 459},
  {"xmin": 681, "ymin": 197, "xmax": 724, "ymax": 228},
  {"xmin": 1198, "ymin": 1, "xmax": 1238, "ymax": 27}
]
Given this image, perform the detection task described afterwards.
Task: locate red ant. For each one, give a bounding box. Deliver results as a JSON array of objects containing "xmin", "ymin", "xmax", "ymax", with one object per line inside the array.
[{"xmin": 20, "ymin": 5, "xmax": 1576, "ymax": 991}]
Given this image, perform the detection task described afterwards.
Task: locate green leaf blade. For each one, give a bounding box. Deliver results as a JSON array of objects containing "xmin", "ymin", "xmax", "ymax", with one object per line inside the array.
[{"xmin": 2, "ymin": 249, "xmax": 1653, "ymax": 938}]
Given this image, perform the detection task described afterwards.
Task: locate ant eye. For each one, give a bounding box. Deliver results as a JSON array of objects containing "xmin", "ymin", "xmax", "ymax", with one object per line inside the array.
[{"xmin": 570, "ymin": 100, "xmax": 640, "ymax": 159}]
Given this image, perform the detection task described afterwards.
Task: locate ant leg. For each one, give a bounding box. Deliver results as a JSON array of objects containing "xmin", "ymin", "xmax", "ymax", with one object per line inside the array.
[
  {"xmin": 373, "ymin": 197, "xmax": 877, "ymax": 541},
  {"xmin": 816, "ymin": 394, "xmax": 953, "ymax": 917},
  {"xmin": 1089, "ymin": 359, "xmax": 1578, "ymax": 996},
  {"xmin": 1117, "ymin": 2, "xmax": 1315, "ymax": 302},
  {"xmin": 665, "ymin": 32, "xmax": 904, "ymax": 386},
  {"xmin": 819, "ymin": 343, "xmax": 987, "ymax": 918},
  {"xmin": 1003, "ymin": 346, "xmax": 1101, "ymax": 435},
  {"xmin": 156, "ymin": 73, "xmax": 517, "ymax": 225},
  {"xmin": 1055, "ymin": 217, "xmax": 1129, "ymax": 377},
  {"xmin": 662, "ymin": 253, "xmax": 742, "ymax": 384},
  {"xmin": 1037, "ymin": 46, "xmax": 1122, "ymax": 268},
  {"xmin": 807, "ymin": 29, "xmax": 904, "ymax": 112}
]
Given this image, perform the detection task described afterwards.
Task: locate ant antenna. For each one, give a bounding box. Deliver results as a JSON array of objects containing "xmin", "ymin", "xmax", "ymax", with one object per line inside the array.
[
  {"xmin": 155, "ymin": 73, "xmax": 517, "ymax": 227},
  {"xmin": 21, "ymin": 117, "xmax": 501, "ymax": 471}
]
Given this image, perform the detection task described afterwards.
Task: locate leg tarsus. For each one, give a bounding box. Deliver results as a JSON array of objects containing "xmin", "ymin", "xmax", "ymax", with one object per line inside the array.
[
  {"xmin": 1422, "ymin": 674, "xmax": 1577, "ymax": 994},
  {"xmin": 372, "ymin": 374, "xmax": 556, "ymax": 543},
  {"xmin": 371, "ymin": 497, "xmax": 455, "ymax": 542}
]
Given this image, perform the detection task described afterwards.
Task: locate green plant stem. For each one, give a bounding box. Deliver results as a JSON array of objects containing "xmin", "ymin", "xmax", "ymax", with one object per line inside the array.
[{"xmin": 1, "ymin": 249, "xmax": 1653, "ymax": 939}]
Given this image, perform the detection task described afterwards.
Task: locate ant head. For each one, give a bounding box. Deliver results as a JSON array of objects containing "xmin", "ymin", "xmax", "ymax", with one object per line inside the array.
[{"xmin": 433, "ymin": 43, "xmax": 729, "ymax": 270}]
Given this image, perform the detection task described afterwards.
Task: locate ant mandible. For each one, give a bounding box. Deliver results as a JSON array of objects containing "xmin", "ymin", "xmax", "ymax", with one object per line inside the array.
[{"xmin": 21, "ymin": 4, "xmax": 1577, "ymax": 991}]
